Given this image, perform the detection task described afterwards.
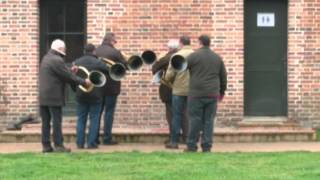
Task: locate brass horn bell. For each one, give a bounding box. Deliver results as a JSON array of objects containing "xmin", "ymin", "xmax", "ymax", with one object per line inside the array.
[
  {"xmin": 141, "ymin": 50, "xmax": 157, "ymax": 65},
  {"xmin": 122, "ymin": 50, "xmax": 156, "ymax": 70},
  {"xmin": 126, "ymin": 54, "xmax": 143, "ymax": 71},
  {"xmin": 170, "ymin": 54, "xmax": 188, "ymax": 72},
  {"xmin": 100, "ymin": 57, "xmax": 127, "ymax": 81},
  {"xmin": 76, "ymin": 66, "xmax": 106, "ymax": 93}
]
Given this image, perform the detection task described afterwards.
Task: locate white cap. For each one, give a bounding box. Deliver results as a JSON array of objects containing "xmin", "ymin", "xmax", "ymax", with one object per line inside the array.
[
  {"xmin": 51, "ymin": 39, "xmax": 66, "ymax": 56},
  {"xmin": 167, "ymin": 39, "xmax": 179, "ymax": 50}
]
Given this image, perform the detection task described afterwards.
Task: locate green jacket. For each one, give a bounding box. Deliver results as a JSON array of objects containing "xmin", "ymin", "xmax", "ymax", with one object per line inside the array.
[
  {"xmin": 187, "ymin": 46, "xmax": 227, "ymax": 97},
  {"xmin": 164, "ymin": 46, "xmax": 194, "ymax": 96}
]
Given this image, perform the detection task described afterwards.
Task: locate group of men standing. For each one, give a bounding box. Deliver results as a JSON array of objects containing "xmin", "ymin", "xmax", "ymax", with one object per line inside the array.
[
  {"xmin": 39, "ymin": 32, "xmax": 227, "ymax": 153},
  {"xmin": 73, "ymin": 32, "xmax": 125, "ymax": 150},
  {"xmin": 152, "ymin": 35, "xmax": 227, "ymax": 152},
  {"xmin": 39, "ymin": 33, "xmax": 124, "ymax": 152}
]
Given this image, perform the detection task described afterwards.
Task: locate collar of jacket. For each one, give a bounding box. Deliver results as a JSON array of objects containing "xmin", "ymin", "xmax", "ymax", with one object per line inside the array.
[
  {"xmin": 101, "ymin": 41, "xmax": 114, "ymax": 48},
  {"xmin": 200, "ymin": 46, "xmax": 210, "ymax": 50},
  {"xmin": 169, "ymin": 49, "xmax": 178, "ymax": 54},
  {"xmin": 181, "ymin": 45, "xmax": 192, "ymax": 50},
  {"xmin": 84, "ymin": 53, "xmax": 98, "ymax": 59},
  {"xmin": 49, "ymin": 49, "xmax": 64, "ymax": 57}
]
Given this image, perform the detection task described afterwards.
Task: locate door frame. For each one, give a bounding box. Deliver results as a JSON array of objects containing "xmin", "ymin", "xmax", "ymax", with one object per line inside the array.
[
  {"xmin": 243, "ymin": 0, "xmax": 288, "ymax": 118},
  {"xmin": 39, "ymin": 0, "xmax": 87, "ymax": 116}
]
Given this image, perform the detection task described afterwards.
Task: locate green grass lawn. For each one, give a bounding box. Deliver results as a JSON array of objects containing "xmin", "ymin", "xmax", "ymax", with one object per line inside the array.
[{"xmin": 0, "ymin": 152, "xmax": 320, "ymax": 180}]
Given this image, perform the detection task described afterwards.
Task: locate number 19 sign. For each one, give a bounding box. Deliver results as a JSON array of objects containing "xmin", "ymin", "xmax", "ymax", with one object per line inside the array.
[{"xmin": 257, "ymin": 13, "xmax": 275, "ymax": 27}]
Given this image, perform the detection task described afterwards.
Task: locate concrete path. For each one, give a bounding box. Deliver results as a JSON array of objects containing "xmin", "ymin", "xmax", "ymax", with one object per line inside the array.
[{"xmin": 1, "ymin": 142, "xmax": 320, "ymax": 153}]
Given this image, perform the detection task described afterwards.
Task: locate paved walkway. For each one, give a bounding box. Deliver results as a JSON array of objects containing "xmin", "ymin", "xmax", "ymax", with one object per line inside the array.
[{"xmin": 0, "ymin": 142, "xmax": 320, "ymax": 153}]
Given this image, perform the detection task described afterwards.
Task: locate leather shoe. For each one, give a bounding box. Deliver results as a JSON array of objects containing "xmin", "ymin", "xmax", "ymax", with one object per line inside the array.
[
  {"xmin": 42, "ymin": 146, "xmax": 53, "ymax": 153},
  {"xmin": 183, "ymin": 148, "xmax": 197, "ymax": 152},
  {"xmin": 165, "ymin": 143, "xmax": 178, "ymax": 149},
  {"xmin": 54, "ymin": 146, "xmax": 71, "ymax": 153},
  {"xmin": 202, "ymin": 149, "xmax": 211, "ymax": 153},
  {"xmin": 87, "ymin": 145, "xmax": 98, "ymax": 149},
  {"xmin": 103, "ymin": 140, "xmax": 118, "ymax": 145}
]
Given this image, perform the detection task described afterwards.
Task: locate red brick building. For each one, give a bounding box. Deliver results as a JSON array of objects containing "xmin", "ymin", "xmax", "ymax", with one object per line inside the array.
[{"xmin": 0, "ymin": 0, "xmax": 319, "ymax": 131}]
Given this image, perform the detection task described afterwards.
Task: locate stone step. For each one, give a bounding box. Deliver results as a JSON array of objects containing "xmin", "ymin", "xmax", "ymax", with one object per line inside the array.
[
  {"xmin": 237, "ymin": 121, "xmax": 304, "ymax": 130},
  {"xmin": 0, "ymin": 127, "xmax": 316, "ymax": 143},
  {"xmin": 22, "ymin": 123, "xmax": 77, "ymax": 130},
  {"xmin": 23, "ymin": 120, "xmax": 304, "ymax": 130},
  {"xmin": 2, "ymin": 120, "xmax": 316, "ymax": 143}
]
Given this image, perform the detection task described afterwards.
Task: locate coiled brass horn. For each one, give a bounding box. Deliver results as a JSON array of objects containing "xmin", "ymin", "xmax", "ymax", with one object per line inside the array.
[
  {"xmin": 100, "ymin": 57, "xmax": 127, "ymax": 81},
  {"xmin": 76, "ymin": 66, "xmax": 106, "ymax": 93},
  {"xmin": 141, "ymin": 50, "xmax": 157, "ymax": 65},
  {"xmin": 170, "ymin": 53, "xmax": 188, "ymax": 72}
]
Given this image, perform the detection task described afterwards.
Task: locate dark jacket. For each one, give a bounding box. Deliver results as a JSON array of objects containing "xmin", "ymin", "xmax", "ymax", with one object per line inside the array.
[
  {"xmin": 152, "ymin": 50, "xmax": 177, "ymax": 103},
  {"xmin": 74, "ymin": 54, "xmax": 109, "ymax": 104},
  {"xmin": 39, "ymin": 50, "xmax": 86, "ymax": 106},
  {"xmin": 96, "ymin": 42, "xmax": 127, "ymax": 96},
  {"xmin": 187, "ymin": 47, "xmax": 227, "ymax": 97}
]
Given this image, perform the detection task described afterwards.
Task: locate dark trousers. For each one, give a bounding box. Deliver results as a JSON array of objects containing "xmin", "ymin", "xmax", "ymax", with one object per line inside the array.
[
  {"xmin": 96, "ymin": 95, "xmax": 117, "ymax": 144},
  {"xmin": 165, "ymin": 102, "xmax": 172, "ymax": 138},
  {"xmin": 171, "ymin": 95, "xmax": 188, "ymax": 144},
  {"xmin": 187, "ymin": 97, "xmax": 217, "ymax": 151},
  {"xmin": 101, "ymin": 95, "xmax": 118, "ymax": 143},
  {"xmin": 96, "ymin": 100, "xmax": 104, "ymax": 144},
  {"xmin": 40, "ymin": 106, "xmax": 63, "ymax": 147},
  {"xmin": 76, "ymin": 102, "xmax": 102, "ymax": 147}
]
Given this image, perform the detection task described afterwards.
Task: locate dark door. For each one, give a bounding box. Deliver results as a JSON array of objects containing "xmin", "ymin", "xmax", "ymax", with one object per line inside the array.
[
  {"xmin": 40, "ymin": 0, "xmax": 86, "ymax": 115},
  {"xmin": 244, "ymin": 0, "xmax": 288, "ymax": 116}
]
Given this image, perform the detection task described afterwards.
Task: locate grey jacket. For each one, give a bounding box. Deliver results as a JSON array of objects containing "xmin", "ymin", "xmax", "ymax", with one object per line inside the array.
[
  {"xmin": 187, "ymin": 47, "xmax": 227, "ymax": 97},
  {"xmin": 39, "ymin": 50, "xmax": 86, "ymax": 106}
]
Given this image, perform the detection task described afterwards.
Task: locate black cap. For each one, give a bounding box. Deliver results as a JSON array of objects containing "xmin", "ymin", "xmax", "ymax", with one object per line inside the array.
[
  {"xmin": 84, "ymin": 43, "xmax": 96, "ymax": 53},
  {"xmin": 179, "ymin": 35, "xmax": 191, "ymax": 45}
]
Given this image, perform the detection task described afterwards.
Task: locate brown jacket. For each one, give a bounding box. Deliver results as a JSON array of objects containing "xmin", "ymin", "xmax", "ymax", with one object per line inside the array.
[
  {"xmin": 151, "ymin": 50, "xmax": 177, "ymax": 103},
  {"xmin": 164, "ymin": 46, "xmax": 194, "ymax": 96}
]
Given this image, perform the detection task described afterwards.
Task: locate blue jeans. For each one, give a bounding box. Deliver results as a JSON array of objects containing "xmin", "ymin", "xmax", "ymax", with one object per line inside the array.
[
  {"xmin": 76, "ymin": 102, "xmax": 102, "ymax": 147},
  {"xmin": 171, "ymin": 95, "xmax": 188, "ymax": 144},
  {"xmin": 103, "ymin": 95, "xmax": 118, "ymax": 143},
  {"xmin": 187, "ymin": 97, "xmax": 217, "ymax": 151}
]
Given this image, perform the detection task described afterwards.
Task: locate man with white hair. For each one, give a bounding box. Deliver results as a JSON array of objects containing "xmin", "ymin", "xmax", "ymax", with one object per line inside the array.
[
  {"xmin": 164, "ymin": 36, "xmax": 194, "ymax": 149},
  {"xmin": 39, "ymin": 39, "xmax": 90, "ymax": 153},
  {"xmin": 151, "ymin": 39, "xmax": 179, "ymax": 144}
]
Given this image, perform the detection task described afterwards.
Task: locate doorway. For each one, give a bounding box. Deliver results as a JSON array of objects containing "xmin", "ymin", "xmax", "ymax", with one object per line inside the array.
[
  {"xmin": 244, "ymin": 0, "xmax": 288, "ymax": 116},
  {"xmin": 39, "ymin": 0, "xmax": 87, "ymax": 115}
]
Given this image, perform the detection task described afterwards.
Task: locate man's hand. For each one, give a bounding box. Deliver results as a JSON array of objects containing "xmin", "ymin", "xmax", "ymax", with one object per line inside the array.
[
  {"xmin": 71, "ymin": 65, "xmax": 79, "ymax": 73},
  {"xmin": 84, "ymin": 79, "xmax": 92, "ymax": 88},
  {"xmin": 218, "ymin": 95, "xmax": 224, "ymax": 102}
]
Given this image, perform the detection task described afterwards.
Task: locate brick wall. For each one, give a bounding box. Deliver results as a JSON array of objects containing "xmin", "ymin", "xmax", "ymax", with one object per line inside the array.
[
  {"xmin": 87, "ymin": 0, "xmax": 244, "ymax": 129},
  {"xmin": 0, "ymin": 0, "xmax": 319, "ymax": 131},
  {"xmin": 0, "ymin": 0, "xmax": 39, "ymax": 130},
  {"xmin": 288, "ymin": 0, "xmax": 320, "ymax": 127}
]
